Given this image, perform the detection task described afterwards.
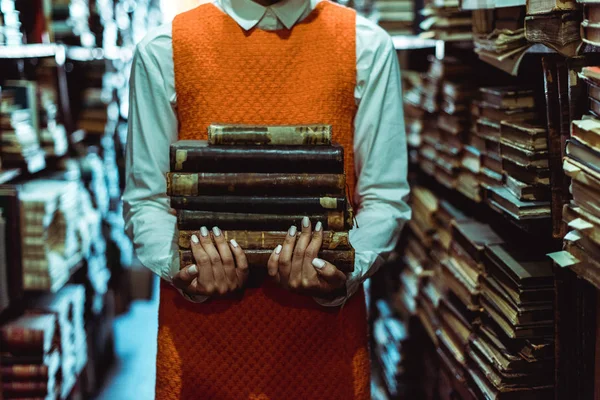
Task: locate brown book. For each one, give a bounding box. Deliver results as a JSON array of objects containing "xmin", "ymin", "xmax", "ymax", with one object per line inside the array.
[
  {"xmin": 170, "ymin": 195, "xmax": 347, "ymax": 212},
  {"xmin": 568, "ymin": 58, "xmax": 588, "ymax": 123},
  {"xmin": 0, "ymin": 349, "xmax": 59, "ymax": 380},
  {"xmin": 585, "ymin": 4, "xmax": 600, "ymax": 23},
  {"xmin": 566, "ymin": 139, "xmax": 600, "ymax": 176},
  {"xmin": 170, "ymin": 140, "xmax": 343, "ymax": 173},
  {"xmin": 500, "ymin": 120, "xmax": 548, "ymax": 151},
  {"xmin": 503, "ymin": 159, "xmax": 550, "ymax": 186},
  {"xmin": 438, "ymin": 112, "xmax": 470, "ymax": 135},
  {"xmin": 563, "ymin": 202, "xmax": 600, "ymax": 246},
  {"xmin": 481, "ymin": 297, "xmax": 554, "ymax": 339},
  {"xmin": 177, "ymin": 210, "xmax": 351, "ymax": 231},
  {"xmin": 178, "ymin": 230, "xmax": 351, "ymax": 250},
  {"xmin": 451, "ymin": 220, "xmax": 504, "ymax": 265},
  {"xmin": 179, "ymin": 249, "xmax": 355, "ymax": 273},
  {"xmin": 500, "ymin": 142, "xmax": 549, "ymax": 169},
  {"xmin": 207, "ymin": 124, "xmax": 332, "ymax": 145},
  {"xmin": 0, "ymin": 314, "xmax": 56, "ymax": 356},
  {"xmin": 525, "ymin": 12, "xmax": 582, "ymax": 57},
  {"xmin": 505, "ymin": 175, "xmax": 550, "ymax": 201},
  {"xmin": 477, "ymin": 118, "xmax": 502, "ymax": 141},
  {"xmin": 526, "ymin": 0, "xmax": 578, "ymax": 15},
  {"xmin": 581, "ymin": 19, "xmax": 600, "ymax": 45},
  {"xmin": 571, "ymin": 118, "xmax": 600, "ymax": 150},
  {"xmin": 167, "ymin": 173, "xmax": 345, "ymax": 196},
  {"xmin": 480, "ymin": 87, "xmax": 535, "ymax": 110},
  {"xmin": 483, "ymin": 153, "xmax": 504, "ymax": 174},
  {"xmin": 486, "ymin": 186, "xmax": 551, "ymax": 220}
]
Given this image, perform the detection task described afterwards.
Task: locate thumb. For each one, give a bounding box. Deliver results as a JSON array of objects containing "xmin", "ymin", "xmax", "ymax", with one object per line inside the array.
[
  {"xmin": 172, "ymin": 264, "xmax": 199, "ymax": 289},
  {"xmin": 312, "ymin": 258, "xmax": 346, "ymax": 285}
]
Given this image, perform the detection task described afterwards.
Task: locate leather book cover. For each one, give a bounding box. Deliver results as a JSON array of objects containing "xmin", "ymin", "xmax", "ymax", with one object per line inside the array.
[
  {"xmin": 207, "ymin": 124, "xmax": 332, "ymax": 146},
  {"xmin": 170, "ymin": 195, "xmax": 346, "ymax": 212}
]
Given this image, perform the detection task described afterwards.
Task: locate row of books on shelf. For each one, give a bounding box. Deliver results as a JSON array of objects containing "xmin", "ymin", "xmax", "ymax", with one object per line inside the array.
[
  {"xmin": 382, "ymin": 185, "xmax": 554, "ymax": 399},
  {"xmin": 403, "ymin": 56, "xmax": 552, "ymax": 228}
]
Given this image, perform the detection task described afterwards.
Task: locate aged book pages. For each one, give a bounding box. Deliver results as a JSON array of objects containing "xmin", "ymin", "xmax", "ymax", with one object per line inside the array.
[
  {"xmin": 178, "ymin": 230, "xmax": 351, "ymax": 250},
  {"xmin": 207, "ymin": 124, "xmax": 332, "ymax": 145},
  {"xmin": 170, "ymin": 195, "xmax": 346, "ymax": 212},
  {"xmin": 179, "ymin": 249, "xmax": 355, "ymax": 273},
  {"xmin": 525, "ymin": 12, "xmax": 582, "ymax": 57},
  {"xmin": 167, "ymin": 172, "xmax": 346, "ymax": 197}
]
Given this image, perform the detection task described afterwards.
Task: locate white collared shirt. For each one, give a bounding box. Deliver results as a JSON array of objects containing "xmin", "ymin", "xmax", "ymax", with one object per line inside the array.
[{"xmin": 123, "ymin": 0, "xmax": 411, "ymax": 306}]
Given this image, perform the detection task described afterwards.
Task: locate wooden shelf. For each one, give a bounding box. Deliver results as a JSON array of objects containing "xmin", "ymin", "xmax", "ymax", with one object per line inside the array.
[
  {"xmin": 392, "ymin": 35, "xmax": 439, "ymax": 51},
  {"xmin": 0, "ymin": 44, "xmax": 59, "ymax": 59}
]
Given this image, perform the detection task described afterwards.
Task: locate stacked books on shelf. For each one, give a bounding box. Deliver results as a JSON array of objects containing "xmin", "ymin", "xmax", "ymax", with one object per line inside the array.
[
  {"xmin": 0, "ymin": 314, "xmax": 61, "ymax": 400},
  {"xmin": 26, "ymin": 285, "xmax": 87, "ymax": 399},
  {"xmin": 373, "ymin": 0, "xmax": 414, "ymax": 34},
  {"xmin": 37, "ymin": 62, "xmax": 69, "ymax": 159},
  {"xmin": 472, "ymin": 7, "xmax": 531, "ymax": 76},
  {"xmin": 0, "ymin": 81, "xmax": 47, "ymax": 174},
  {"xmin": 372, "ymin": 299, "xmax": 410, "ymax": 398},
  {"xmin": 168, "ymin": 124, "xmax": 355, "ymax": 278},
  {"xmin": 19, "ymin": 179, "xmax": 87, "ymax": 292},
  {"xmin": 524, "ymin": 0, "xmax": 581, "ymax": 57},
  {"xmin": 420, "ymin": 0, "xmax": 473, "ymax": 41},
  {"xmin": 582, "ymin": 2, "xmax": 600, "ymax": 46},
  {"xmin": 469, "ymin": 243, "xmax": 554, "ymax": 399},
  {"xmin": 558, "ymin": 66, "xmax": 600, "ymax": 288}
]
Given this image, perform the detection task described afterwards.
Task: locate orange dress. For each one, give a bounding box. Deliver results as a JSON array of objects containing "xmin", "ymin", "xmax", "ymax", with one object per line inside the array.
[{"xmin": 155, "ymin": 3, "xmax": 370, "ymax": 399}]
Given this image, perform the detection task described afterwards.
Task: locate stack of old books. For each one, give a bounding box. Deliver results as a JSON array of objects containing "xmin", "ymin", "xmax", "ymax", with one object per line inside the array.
[
  {"xmin": 0, "ymin": 314, "xmax": 61, "ymax": 400},
  {"xmin": 582, "ymin": 2, "xmax": 600, "ymax": 47},
  {"xmin": 168, "ymin": 124, "xmax": 355, "ymax": 277},
  {"xmin": 420, "ymin": 0, "xmax": 473, "ymax": 41},
  {"xmin": 524, "ymin": 0, "xmax": 581, "ymax": 57},
  {"xmin": 559, "ymin": 66, "xmax": 600, "ymax": 286},
  {"xmin": 402, "ymin": 70, "xmax": 425, "ymax": 162},
  {"xmin": 472, "ymin": 7, "xmax": 531, "ymax": 76},
  {"xmin": 0, "ymin": 81, "xmax": 46, "ymax": 174},
  {"xmin": 19, "ymin": 179, "xmax": 84, "ymax": 292},
  {"xmin": 468, "ymin": 243, "xmax": 554, "ymax": 399},
  {"xmin": 27, "ymin": 285, "xmax": 87, "ymax": 399},
  {"xmin": 373, "ymin": 299, "xmax": 410, "ymax": 398},
  {"xmin": 373, "ymin": 0, "xmax": 414, "ymax": 34}
]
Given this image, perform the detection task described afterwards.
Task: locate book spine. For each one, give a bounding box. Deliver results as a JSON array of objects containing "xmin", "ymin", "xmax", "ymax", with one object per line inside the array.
[
  {"xmin": 2, "ymin": 381, "xmax": 48, "ymax": 394},
  {"xmin": 170, "ymin": 146, "xmax": 343, "ymax": 173},
  {"xmin": 179, "ymin": 249, "xmax": 355, "ymax": 273},
  {"xmin": 177, "ymin": 210, "xmax": 350, "ymax": 231},
  {"xmin": 178, "ymin": 230, "xmax": 351, "ymax": 250},
  {"xmin": 207, "ymin": 125, "xmax": 332, "ymax": 145},
  {"xmin": 167, "ymin": 173, "xmax": 345, "ymax": 197},
  {"xmin": 542, "ymin": 57, "xmax": 568, "ymax": 239},
  {"xmin": 0, "ymin": 328, "xmax": 44, "ymax": 354},
  {"xmin": 0, "ymin": 365, "xmax": 48, "ymax": 379},
  {"xmin": 170, "ymin": 195, "xmax": 347, "ymax": 212}
]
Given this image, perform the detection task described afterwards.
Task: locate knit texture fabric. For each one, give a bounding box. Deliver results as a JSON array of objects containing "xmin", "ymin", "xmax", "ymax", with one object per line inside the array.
[{"xmin": 156, "ymin": 3, "xmax": 369, "ymax": 399}]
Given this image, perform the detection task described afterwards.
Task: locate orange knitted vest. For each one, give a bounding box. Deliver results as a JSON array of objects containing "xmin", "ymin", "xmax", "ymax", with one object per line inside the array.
[{"xmin": 156, "ymin": 3, "xmax": 370, "ymax": 399}]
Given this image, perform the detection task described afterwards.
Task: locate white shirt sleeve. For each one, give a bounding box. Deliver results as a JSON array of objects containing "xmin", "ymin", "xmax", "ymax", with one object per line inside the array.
[
  {"xmin": 314, "ymin": 16, "xmax": 412, "ymax": 307},
  {"xmin": 122, "ymin": 26, "xmax": 208, "ymax": 303}
]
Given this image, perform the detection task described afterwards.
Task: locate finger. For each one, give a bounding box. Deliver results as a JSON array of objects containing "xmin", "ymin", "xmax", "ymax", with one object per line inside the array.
[
  {"xmin": 290, "ymin": 217, "xmax": 311, "ymax": 290},
  {"xmin": 267, "ymin": 244, "xmax": 283, "ymax": 279},
  {"xmin": 312, "ymin": 258, "xmax": 347, "ymax": 288},
  {"xmin": 212, "ymin": 227, "xmax": 237, "ymax": 290},
  {"xmin": 191, "ymin": 233, "xmax": 210, "ymax": 267},
  {"xmin": 172, "ymin": 264, "xmax": 199, "ymax": 289},
  {"xmin": 229, "ymin": 239, "xmax": 249, "ymax": 286},
  {"xmin": 278, "ymin": 225, "xmax": 298, "ymax": 287},
  {"xmin": 302, "ymin": 221, "xmax": 323, "ymax": 287},
  {"xmin": 187, "ymin": 276, "xmax": 215, "ymax": 297},
  {"xmin": 198, "ymin": 226, "xmax": 228, "ymax": 294}
]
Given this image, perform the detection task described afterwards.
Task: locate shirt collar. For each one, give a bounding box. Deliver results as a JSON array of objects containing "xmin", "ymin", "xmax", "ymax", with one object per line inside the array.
[{"xmin": 217, "ymin": 0, "xmax": 315, "ymax": 30}]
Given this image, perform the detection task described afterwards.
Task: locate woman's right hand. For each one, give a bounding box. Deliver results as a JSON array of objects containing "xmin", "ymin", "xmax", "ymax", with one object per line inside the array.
[{"xmin": 172, "ymin": 226, "xmax": 249, "ymax": 297}]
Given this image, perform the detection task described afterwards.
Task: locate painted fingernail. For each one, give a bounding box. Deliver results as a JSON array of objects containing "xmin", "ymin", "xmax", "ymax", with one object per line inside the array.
[
  {"xmin": 230, "ymin": 239, "xmax": 239, "ymax": 248},
  {"xmin": 315, "ymin": 221, "xmax": 322, "ymax": 232},
  {"xmin": 188, "ymin": 265, "xmax": 198, "ymax": 275},
  {"xmin": 200, "ymin": 226, "xmax": 209, "ymax": 237},
  {"xmin": 288, "ymin": 225, "xmax": 297, "ymax": 237},
  {"xmin": 191, "ymin": 234, "xmax": 199, "ymax": 244},
  {"xmin": 275, "ymin": 245, "xmax": 283, "ymax": 254},
  {"xmin": 212, "ymin": 226, "xmax": 221, "ymax": 236},
  {"xmin": 312, "ymin": 258, "xmax": 326, "ymax": 269},
  {"xmin": 302, "ymin": 216, "xmax": 310, "ymax": 228}
]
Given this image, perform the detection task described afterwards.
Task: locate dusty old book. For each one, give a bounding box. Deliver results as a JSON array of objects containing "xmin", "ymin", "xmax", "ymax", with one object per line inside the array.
[
  {"xmin": 477, "ymin": 102, "xmax": 536, "ymax": 123},
  {"xmin": 564, "ymin": 240, "xmax": 600, "ymax": 290},
  {"xmin": 566, "ymin": 138, "xmax": 600, "ymax": 175},
  {"xmin": 441, "ymin": 258, "xmax": 481, "ymax": 310},
  {"xmin": 483, "ymin": 153, "xmax": 504, "ymax": 174},
  {"xmin": 481, "ymin": 297, "xmax": 554, "ymax": 339},
  {"xmin": 525, "ymin": 12, "xmax": 582, "ymax": 57},
  {"xmin": 0, "ymin": 314, "xmax": 57, "ymax": 356},
  {"xmin": 451, "ymin": 220, "xmax": 504, "ymax": 265},
  {"xmin": 180, "ymin": 249, "xmax": 355, "ymax": 273},
  {"xmin": 438, "ymin": 112, "xmax": 470, "ymax": 135},
  {"xmin": 461, "ymin": 145, "xmax": 482, "ymax": 174},
  {"xmin": 502, "ymin": 159, "xmax": 550, "ymax": 186},
  {"xmin": 500, "ymin": 142, "xmax": 549, "ymax": 169},
  {"xmin": 177, "ymin": 210, "xmax": 351, "ymax": 231},
  {"xmin": 480, "ymin": 167, "xmax": 505, "ymax": 188},
  {"xmin": 0, "ymin": 349, "xmax": 59, "ymax": 380},
  {"xmin": 486, "ymin": 186, "xmax": 551, "ymax": 219},
  {"xmin": 480, "ymin": 87, "xmax": 535, "ymax": 109},
  {"xmin": 170, "ymin": 195, "xmax": 347, "ymax": 212},
  {"xmin": 571, "ymin": 118, "xmax": 600, "ymax": 149},
  {"xmin": 178, "ymin": 230, "xmax": 351, "ymax": 250},
  {"xmin": 167, "ymin": 172, "xmax": 345, "ymax": 197},
  {"xmin": 169, "ymin": 140, "xmax": 343, "ymax": 173},
  {"xmin": 477, "ymin": 118, "xmax": 502, "ymax": 141},
  {"xmin": 505, "ymin": 175, "xmax": 550, "ymax": 201},
  {"xmin": 563, "ymin": 202, "xmax": 600, "ymax": 246},
  {"xmin": 207, "ymin": 124, "xmax": 332, "ymax": 145},
  {"xmin": 526, "ymin": 0, "xmax": 578, "ymax": 15},
  {"xmin": 500, "ymin": 120, "xmax": 548, "ymax": 151},
  {"xmin": 571, "ymin": 179, "xmax": 600, "ymax": 217}
]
